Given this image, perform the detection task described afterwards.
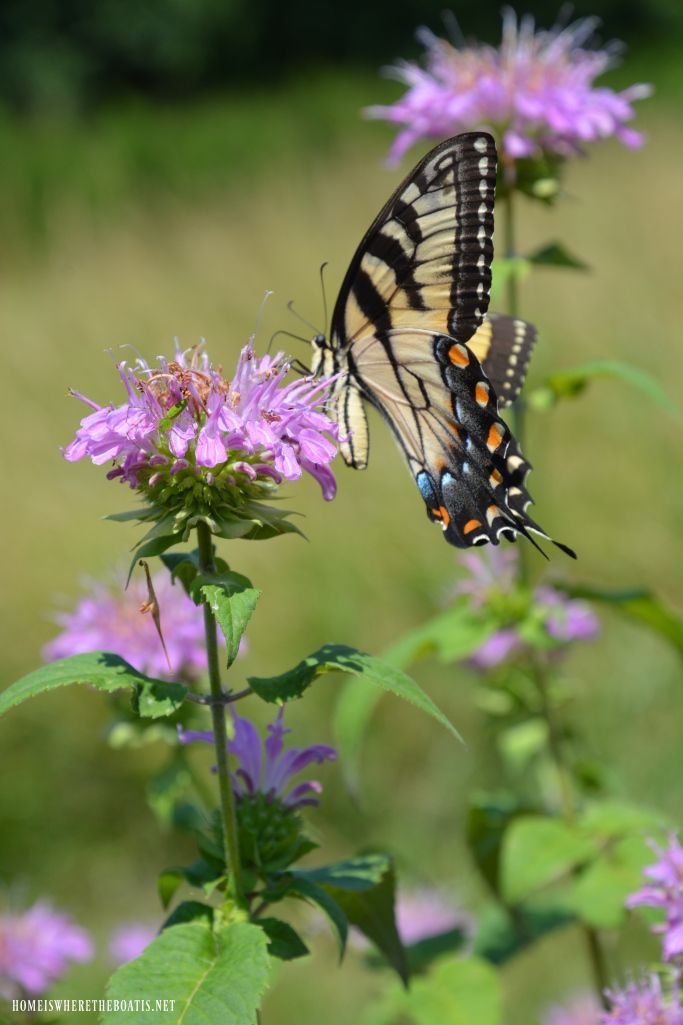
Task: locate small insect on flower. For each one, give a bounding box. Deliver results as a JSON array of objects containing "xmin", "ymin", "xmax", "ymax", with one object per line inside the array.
[
  {"xmin": 43, "ymin": 570, "xmax": 237, "ymax": 682},
  {"xmin": 63, "ymin": 340, "xmax": 341, "ymax": 542},
  {"xmin": 367, "ymin": 10, "xmax": 651, "ymax": 172},
  {"xmin": 0, "ymin": 901, "xmax": 93, "ymax": 999}
]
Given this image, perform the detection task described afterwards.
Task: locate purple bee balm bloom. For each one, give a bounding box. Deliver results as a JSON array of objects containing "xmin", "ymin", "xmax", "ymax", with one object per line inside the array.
[
  {"xmin": 601, "ymin": 974, "xmax": 683, "ymax": 1025},
  {"xmin": 179, "ymin": 708, "xmax": 336, "ymax": 809},
  {"xmin": 469, "ymin": 628, "xmax": 523, "ymax": 670},
  {"xmin": 626, "ymin": 835, "xmax": 683, "ymax": 962},
  {"xmin": 543, "ymin": 992, "xmax": 601, "ymax": 1025},
  {"xmin": 0, "ymin": 901, "xmax": 93, "ymax": 999},
  {"xmin": 367, "ymin": 11, "xmax": 651, "ymax": 169},
  {"xmin": 63, "ymin": 340, "xmax": 341, "ymax": 532},
  {"xmin": 43, "ymin": 571, "xmax": 237, "ymax": 682},
  {"xmin": 535, "ymin": 587, "xmax": 601, "ymax": 643},
  {"xmin": 394, "ymin": 890, "xmax": 473, "ymax": 946},
  {"xmin": 108, "ymin": 923, "xmax": 157, "ymax": 966}
]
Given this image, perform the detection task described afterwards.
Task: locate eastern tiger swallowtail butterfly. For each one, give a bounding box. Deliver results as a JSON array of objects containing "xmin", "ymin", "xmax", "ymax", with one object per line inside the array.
[{"xmin": 310, "ymin": 131, "xmax": 574, "ymax": 557}]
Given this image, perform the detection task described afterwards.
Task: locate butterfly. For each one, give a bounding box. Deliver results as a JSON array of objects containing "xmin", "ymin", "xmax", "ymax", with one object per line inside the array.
[{"xmin": 310, "ymin": 132, "xmax": 574, "ymax": 557}]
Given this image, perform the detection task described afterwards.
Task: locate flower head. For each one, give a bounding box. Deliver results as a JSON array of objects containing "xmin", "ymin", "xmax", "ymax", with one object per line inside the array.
[
  {"xmin": 395, "ymin": 890, "xmax": 473, "ymax": 946},
  {"xmin": 601, "ymin": 974, "xmax": 683, "ymax": 1024},
  {"xmin": 179, "ymin": 708, "xmax": 336, "ymax": 809},
  {"xmin": 108, "ymin": 923, "xmax": 157, "ymax": 966},
  {"xmin": 455, "ymin": 548, "xmax": 599, "ymax": 670},
  {"xmin": 43, "ymin": 570, "xmax": 234, "ymax": 682},
  {"xmin": 543, "ymin": 992, "xmax": 601, "ymax": 1025},
  {"xmin": 64, "ymin": 341, "xmax": 341, "ymax": 540},
  {"xmin": 367, "ymin": 11, "xmax": 651, "ymax": 170},
  {"xmin": 0, "ymin": 901, "xmax": 93, "ymax": 999},
  {"xmin": 626, "ymin": 835, "xmax": 683, "ymax": 962}
]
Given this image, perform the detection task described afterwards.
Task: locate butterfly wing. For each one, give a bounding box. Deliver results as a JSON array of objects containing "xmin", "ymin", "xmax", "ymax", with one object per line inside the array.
[{"xmin": 467, "ymin": 314, "xmax": 537, "ymax": 408}]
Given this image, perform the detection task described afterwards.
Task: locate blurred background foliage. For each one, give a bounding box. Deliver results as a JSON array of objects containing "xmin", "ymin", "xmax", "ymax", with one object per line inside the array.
[{"xmin": 0, "ymin": 1, "xmax": 681, "ymax": 1023}]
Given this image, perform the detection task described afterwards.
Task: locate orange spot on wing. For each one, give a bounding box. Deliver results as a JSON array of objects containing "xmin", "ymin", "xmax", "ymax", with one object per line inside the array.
[
  {"xmin": 448, "ymin": 344, "xmax": 470, "ymax": 367},
  {"xmin": 486, "ymin": 423, "xmax": 504, "ymax": 451},
  {"xmin": 489, "ymin": 469, "xmax": 503, "ymax": 486},
  {"xmin": 475, "ymin": 382, "xmax": 490, "ymax": 406},
  {"xmin": 432, "ymin": 506, "xmax": 450, "ymax": 528},
  {"xmin": 463, "ymin": 518, "xmax": 481, "ymax": 535}
]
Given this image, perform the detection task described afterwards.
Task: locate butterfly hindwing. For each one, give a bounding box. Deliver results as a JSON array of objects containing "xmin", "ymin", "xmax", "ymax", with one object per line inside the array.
[{"xmin": 467, "ymin": 314, "xmax": 537, "ymax": 407}]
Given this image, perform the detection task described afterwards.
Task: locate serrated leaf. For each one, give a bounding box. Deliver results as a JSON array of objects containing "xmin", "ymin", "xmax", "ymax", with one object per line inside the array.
[
  {"xmin": 102, "ymin": 920, "xmax": 269, "ymax": 1025},
  {"xmin": 571, "ymin": 835, "xmax": 656, "ymax": 929},
  {"xmin": 248, "ymin": 644, "xmax": 461, "ymax": 742},
  {"xmin": 200, "ymin": 581, "xmax": 260, "ymax": 667},
  {"xmin": 561, "ymin": 585, "xmax": 683, "ymax": 659},
  {"xmin": 527, "ymin": 241, "xmax": 589, "ymax": 271},
  {"xmin": 257, "ymin": 918, "xmax": 309, "ymax": 961},
  {"xmin": 291, "ymin": 854, "xmax": 390, "ymax": 892},
  {"xmin": 325, "ymin": 859, "xmax": 408, "ymax": 985},
  {"xmin": 528, "ymin": 360, "xmax": 678, "ymax": 416},
  {"xmin": 500, "ymin": 816, "xmax": 599, "ymax": 905},
  {"xmin": 0, "ymin": 652, "xmax": 186, "ymax": 719}
]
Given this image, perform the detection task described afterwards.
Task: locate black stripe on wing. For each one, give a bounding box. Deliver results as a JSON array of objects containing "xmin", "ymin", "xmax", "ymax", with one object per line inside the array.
[{"xmin": 479, "ymin": 314, "xmax": 537, "ymax": 408}]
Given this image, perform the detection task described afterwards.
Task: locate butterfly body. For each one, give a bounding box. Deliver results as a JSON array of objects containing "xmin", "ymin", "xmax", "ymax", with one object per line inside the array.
[{"xmin": 310, "ymin": 132, "xmax": 573, "ymax": 556}]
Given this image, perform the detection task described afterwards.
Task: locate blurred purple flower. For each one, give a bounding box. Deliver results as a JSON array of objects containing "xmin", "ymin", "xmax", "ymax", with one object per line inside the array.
[
  {"xmin": 395, "ymin": 890, "xmax": 473, "ymax": 946},
  {"xmin": 367, "ymin": 11, "xmax": 651, "ymax": 167},
  {"xmin": 0, "ymin": 901, "xmax": 93, "ymax": 999},
  {"xmin": 64, "ymin": 341, "xmax": 340, "ymax": 501},
  {"xmin": 179, "ymin": 709, "xmax": 336, "ymax": 809},
  {"xmin": 601, "ymin": 974, "xmax": 683, "ymax": 1024},
  {"xmin": 627, "ymin": 834, "xmax": 683, "ymax": 962},
  {"xmin": 543, "ymin": 992, "xmax": 601, "ymax": 1025},
  {"xmin": 43, "ymin": 571, "xmax": 238, "ymax": 682},
  {"xmin": 455, "ymin": 548, "xmax": 599, "ymax": 670},
  {"xmin": 108, "ymin": 923, "xmax": 157, "ymax": 966}
]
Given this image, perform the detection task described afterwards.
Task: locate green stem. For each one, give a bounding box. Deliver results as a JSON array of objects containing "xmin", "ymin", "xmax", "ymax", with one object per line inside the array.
[
  {"xmin": 502, "ymin": 190, "xmax": 529, "ymax": 587},
  {"xmin": 196, "ymin": 520, "xmax": 243, "ymax": 902},
  {"xmin": 533, "ymin": 656, "xmax": 609, "ymax": 1006}
]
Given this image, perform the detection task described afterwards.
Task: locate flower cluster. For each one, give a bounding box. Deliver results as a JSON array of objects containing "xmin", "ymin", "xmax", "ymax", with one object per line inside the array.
[
  {"xmin": 179, "ymin": 708, "xmax": 336, "ymax": 810},
  {"xmin": 0, "ymin": 901, "xmax": 93, "ymax": 999},
  {"xmin": 64, "ymin": 341, "xmax": 340, "ymax": 539},
  {"xmin": 601, "ymin": 974, "xmax": 683, "ymax": 1025},
  {"xmin": 44, "ymin": 570, "xmax": 234, "ymax": 681},
  {"xmin": 108, "ymin": 923, "xmax": 157, "ymax": 966},
  {"xmin": 543, "ymin": 992, "xmax": 601, "ymax": 1025},
  {"xmin": 394, "ymin": 890, "xmax": 472, "ymax": 946},
  {"xmin": 367, "ymin": 11, "xmax": 651, "ymax": 169},
  {"xmin": 455, "ymin": 548, "xmax": 599, "ymax": 670},
  {"xmin": 627, "ymin": 834, "xmax": 683, "ymax": 962}
]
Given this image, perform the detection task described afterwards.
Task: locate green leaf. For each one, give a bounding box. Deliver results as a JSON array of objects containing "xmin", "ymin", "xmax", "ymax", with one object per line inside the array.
[
  {"xmin": 578, "ymin": 799, "xmax": 670, "ymax": 840},
  {"xmin": 403, "ymin": 928, "xmax": 469, "ymax": 975},
  {"xmin": 325, "ymin": 858, "xmax": 408, "ymax": 985},
  {"xmin": 257, "ymin": 918, "xmax": 309, "ymax": 961},
  {"xmin": 291, "ymin": 854, "xmax": 390, "ymax": 892},
  {"xmin": 0, "ymin": 652, "xmax": 186, "ymax": 720},
  {"xmin": 561, "ymin": 584, "xmax": 683, "ymax": 659},
  {"xmin": 147, "ymin": 760, "xmax": 193, "ymax": 828},
  {"xmin": 162, "ymin": 901, "xmax": 214, "ymax": 930},
  {"xmin": 474, "ymin": 902, "xmax": 574, "ymax": 965},
  {"xmin": 102, "ymin": 920, "xmax": 269, "ymax": 1025},
  {"xmin": 283, "ymin": 876, "xmax": 348, "ymax": 956},
  {"xmin": 571, "ymin": 835, "xmax": 656, "ymax": 930},
  {"xmin": 333, "ymin": 675, "xmax": 385, "ymax": 792},
  {"xmin": 466, "ymin": 793, "xmax": 528, "ymax": 896},
  {"xmin": 500, "ymin": 816, "xmax": 598, "ymax": 905},
  {"xmin": 528, "ymin": 360, "xmax": 678, "ymax": 416},
  {"xmin": 364, "ymin": 957, "xmax": 502, "ymax": 1025},
  {"xmin": 383, "ymin": 602, "xmax": 498, "ymax": 669},
  {"xmin": 160, "ymin": 552, "xmax": 200, "ymax": 596},
  {"xmin": 527, "ymin": 241, "xmax": 589, "ymax": 271},
  {"xmin": 248, "ymin": 644, "xmax": 461, "ymax": 743},
  {"xmin": 199, "ymin": 579, "xmax": 261, "ymax": 667},
  {"xmin": 158, "ymin": 869, "xmax": 185, "ymax": 910}
]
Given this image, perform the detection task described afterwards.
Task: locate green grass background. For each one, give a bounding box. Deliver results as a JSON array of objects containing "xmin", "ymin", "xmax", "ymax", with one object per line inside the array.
[{"xmin": 0, "ymin": 60, "xmax": 681, "ymax": 1024}]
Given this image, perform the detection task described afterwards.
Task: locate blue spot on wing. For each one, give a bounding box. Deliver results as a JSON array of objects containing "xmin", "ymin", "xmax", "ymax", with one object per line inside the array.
[{"xmin": 416, "ymin": 470, "xmax": 438, "ymax": 505}]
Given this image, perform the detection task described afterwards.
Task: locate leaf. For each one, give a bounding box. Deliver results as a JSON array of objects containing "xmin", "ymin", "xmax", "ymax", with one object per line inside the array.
[
  {"xmin": 257, "ymin": 918, "xmax": 309, "ymax": 961},
  {"xmin": 403, "ymin": 928, "xmax": 469, "ymax": 975},
  {"xmin": 383, "ymin": 602, "xmax": 498, "ymax": 669},
  {"xmin": 528, "ymin": 360, "xmax": 678, "ymax": 416},
  {"xmin": 147, "ymin": 760, "xmax": 193, "ymax": 827},
  {"xmin": 284, "ymin": 876, "xmax": 348, "ymax": 956},
  {"xmin": 291, "ymin": 854, "xmax": 391, "ymax": 892},
  {"xmin": 102, "ymin": 920, "xmax": 269, "ymax": 1025},
  {"xmin": 325, "ymin": 858, "xmax": 408, "ymax": 985},
  {"xmin": 162, "ymin": 901, "xmax": 215, "ymax": 930},
  {"xmin": 466, "ymin": 792, "xmax": 528, "ymax": 896},
  {"xmin": 527, "ymin": 241, "xmax": 589, "ymax": 271},
  {"xmin": 571, "ymin": 835, "xmax": 656, "ymax": 930},
  {"xmin": 0, "ymin": 652, "xmax": 186, "ymax": 720},
  {"xmin": 158, "ymin": 869, "xmax": 185, "ymax": 910},
  {"xmin": 160, "ymin": 552, "xmax": 200, "ymax": 596},
  {"xmin": 200, "ymin": 579, "xmax": 261, "ymax": 667},
  {"xmin": 500, "ymin": 816, "xmax": 598, "ymax": 905},
  {"xmin": 561, "ymin": 585, "xmax": 683, "ymax": 659},
  {"xmin": 333, "ymin": 675, "xmax": 384, "ymax": 792},
  {"xmin": 474, "ymin": 902, "xmax": 575, "ymax": 965},
  {"xmin": 364, "ymin": 957, "xmax": 502, "ymax": 1025},
  {"xmin": 578, "ymin": 799, "xmax": 670, "ymax": 840},
  {"xmin": 248, "ymin": 644, "xmax": 461, "ymax": 743}
]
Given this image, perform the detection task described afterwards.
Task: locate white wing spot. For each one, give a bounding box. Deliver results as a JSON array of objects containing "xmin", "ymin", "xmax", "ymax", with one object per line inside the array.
[
  {"xmin": 478, "ymin": 157, "xmax": 489, "ymax": 174},
  {"xmin": 473, "ymin": 137, "xmax": 488, "ymax": 153},
  {"xmin": 476, "ymin": 282, "xmax": 485, "ymax": 297},
  {"xmin": 478, "ymin": 202, "xmax": 488, "ymax": 219},
  {"xmin": 477, "ymin": 226, "xmax": 487, "ymax": 242}
]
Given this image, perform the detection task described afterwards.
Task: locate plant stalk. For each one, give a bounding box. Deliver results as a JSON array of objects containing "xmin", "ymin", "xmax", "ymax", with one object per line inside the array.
[{"xmin": 196, "ymin": 520, "xmax": 243, "ymax": 902}]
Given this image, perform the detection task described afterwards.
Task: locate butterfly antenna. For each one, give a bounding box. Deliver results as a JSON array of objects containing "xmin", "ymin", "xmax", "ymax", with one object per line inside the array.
[
  {"xmin": 251, "ymin": 289, "xmax": 274, "ymax": 348},
  {"xmin": 290, "ymin": 358, "xmax": 312, "ymax": 377},
  {"xmin": 268, "ymin": 329, "xmax": 310, "ymax": 355},
  {"xmin": 319, "ymin": 261, "xmax": 329, "ymax": 335},
  {"xmin": 287, "ymin": 300, "xmax": 321, "ymax": 337},
  {"xmin": 441, "ymin": 10, "xmax": 466, "ymax": 47}
]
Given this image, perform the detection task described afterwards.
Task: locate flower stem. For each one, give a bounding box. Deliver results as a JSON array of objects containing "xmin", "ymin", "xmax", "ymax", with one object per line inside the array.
[
  {"xmin": 502, "ymin": 190, "xmax": 529, "ymax": 587},
  {"xmin": 532, "ymin": 656, "xmax": 609, "ymax": 1006},
  {"xmin": 196, "ymin": 520, "xmax": 243, "ymax": 903}
]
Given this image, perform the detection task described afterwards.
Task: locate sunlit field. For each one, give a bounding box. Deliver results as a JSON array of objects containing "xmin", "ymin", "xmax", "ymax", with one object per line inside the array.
[{"xmin": 1, "ymin": 63, "xmax": 682, "ymax": 1024}]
